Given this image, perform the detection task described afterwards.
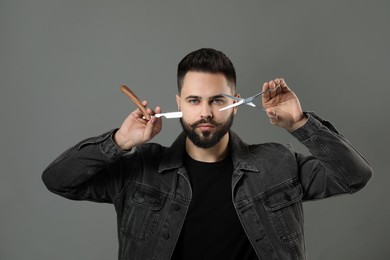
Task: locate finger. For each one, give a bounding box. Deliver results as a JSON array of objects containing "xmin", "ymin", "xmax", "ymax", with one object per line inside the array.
[
  {"xmin": 278, "ymin": 78, "xmax": 290, "ymax": 92},
  {"xmin": 146, "ymin": 107, "xmax": 154, "ymax": 116},
  {"xmin": 144, "ymin": 116, "xmax": 161, "ymax": 141},
  {"xmin": 155, "ymin": 106, "xmax": 162, "ymax": 114},
  {"xmin": 278, "ymin": 78, "xmax": 285, "ymax": 87},
  {"xmin": 275, "ymin": 79, "xmax": 283, "ymax": 95},
  {"xmin": 129, "ymin": 100, "xmax": 149, "ymax": 120},
  {"xmin": 132, "ymin": 108, "xmax": 146, "ymax": 118},
  {"xmin": 275, "ymin": 86, "xmax": 282, "ymax": 95},
  {"xmin": 130, "ymin": 105, "xmax": 149, "ymax": 125},
  {"xmin": 262, "ymin": 82, "xmax": 271, "ymax": 102},
  {"xmin": 143, "ymin": 117, "xmax": 157, "ymax": 140},
  {"xmin": 273, "ymin": 78, "xmax": 286, "ymax": 96},
  {"xmin": 268, "ymin": 80, "xmax": 277, "ymax": 98},
  {"xmin": 146, "ymin": 106, "xmax": 161, "ymax": 118},
  {"xmin": 152, "ymin": 106, "xmax": 162, "ymax": 124}
]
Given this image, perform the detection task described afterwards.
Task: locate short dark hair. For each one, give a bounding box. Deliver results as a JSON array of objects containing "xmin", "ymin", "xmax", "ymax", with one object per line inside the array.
[{"xmin": 177, "ymin": 48, "xmax": 236, "ymax": 93}]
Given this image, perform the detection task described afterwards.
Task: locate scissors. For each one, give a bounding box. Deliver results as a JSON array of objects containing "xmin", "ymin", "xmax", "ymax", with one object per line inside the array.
[{"xmin": 219, "ymin": 85, "xmax": 280, "ymax": 111}]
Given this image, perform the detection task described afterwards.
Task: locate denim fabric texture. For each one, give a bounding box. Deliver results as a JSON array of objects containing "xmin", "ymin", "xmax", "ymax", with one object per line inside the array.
[{"xmin": 42, "ymin": 113, "xmax": 372, "ymax": 260}]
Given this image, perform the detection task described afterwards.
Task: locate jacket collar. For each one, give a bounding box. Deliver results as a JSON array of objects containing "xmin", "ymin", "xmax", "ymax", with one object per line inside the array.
[
  {"xmin": 158, "ymin": 131, "xmax": 259, "ymax": 173},
  {"xmin": 158, "ymin": 132, "xmax": 186, "ymax": 173},
  {"xmin": 229, "ymin": 131, "xmax": 260, "ymax": 173}
]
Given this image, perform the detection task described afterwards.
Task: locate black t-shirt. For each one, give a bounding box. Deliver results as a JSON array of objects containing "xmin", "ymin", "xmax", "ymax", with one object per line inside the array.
[{"xmin": 171, "ymin": 153, "xmax": 258, "ymax": 260}]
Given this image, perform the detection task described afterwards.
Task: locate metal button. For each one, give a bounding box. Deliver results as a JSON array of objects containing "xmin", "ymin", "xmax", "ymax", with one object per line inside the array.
[{"xmin": 134, "ymin": 192, "xmax": 144, "ymax": 203}]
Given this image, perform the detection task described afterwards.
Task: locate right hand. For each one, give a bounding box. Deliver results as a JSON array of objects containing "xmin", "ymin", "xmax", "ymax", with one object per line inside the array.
[{"xmin": 114, "ymin": 100, "xmax": 162, "ymax": 150}]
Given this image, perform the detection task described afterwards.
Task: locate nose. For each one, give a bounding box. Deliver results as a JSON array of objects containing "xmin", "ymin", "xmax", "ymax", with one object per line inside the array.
[{"xmin": 200, "ymin": 103, "xmax": 213, "ymax": 118}]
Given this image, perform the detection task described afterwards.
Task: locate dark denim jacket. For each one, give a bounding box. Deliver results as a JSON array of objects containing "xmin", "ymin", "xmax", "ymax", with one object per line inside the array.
[{"xmin": 42, "ymin": 113, "xmax": 372, "ymax": 260}]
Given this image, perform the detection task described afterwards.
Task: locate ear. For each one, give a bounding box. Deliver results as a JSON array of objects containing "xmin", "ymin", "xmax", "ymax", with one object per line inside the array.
[
  {"xmin": 176, "ymin": 95, "xmax": 181, "ymax": 111},
  {"xmin": 233, "ymin": 93, "xmax": 240, "ymax": 115}
]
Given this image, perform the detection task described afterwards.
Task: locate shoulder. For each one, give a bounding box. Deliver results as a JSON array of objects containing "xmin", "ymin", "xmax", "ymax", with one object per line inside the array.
[
  {"xmin": 229, "ymin": 131, "xmax": 295, "ymax": 162},
  {"xmin": 247, "ymin": 142, "xmax": 294, "ymax": 154},
  {"xmin": 137, "ymin": 142, "xmax": 168, "ymax": 153}
]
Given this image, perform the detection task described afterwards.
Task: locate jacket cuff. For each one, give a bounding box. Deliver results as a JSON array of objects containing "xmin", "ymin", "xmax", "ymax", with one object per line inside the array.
[
  {"xmin": 98, "ymin": 129, "xmax": 128, "ymax": 160},
  {"xmin": 289, "ymin": 112, "xmax": 339, "ymax": 141}
]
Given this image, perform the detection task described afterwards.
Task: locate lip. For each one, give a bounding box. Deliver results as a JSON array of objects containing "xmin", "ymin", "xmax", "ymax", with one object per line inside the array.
[{"xmin": 197, "ymin": 123, "xmax": 215, "ymax": 130}]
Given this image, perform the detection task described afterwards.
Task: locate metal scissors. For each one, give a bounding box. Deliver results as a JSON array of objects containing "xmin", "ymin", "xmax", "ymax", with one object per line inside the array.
[{"xmin": 219, "ymin": 85, "xmax": 280, "ymax": 111}]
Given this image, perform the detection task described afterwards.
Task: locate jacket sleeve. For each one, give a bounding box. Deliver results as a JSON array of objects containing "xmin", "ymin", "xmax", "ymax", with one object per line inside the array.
[
  {"xmin": 41, "ymin": 129, "xmax": 132, "ymax": 203},
  {"xmin": 289, "ymin": 113, "xmax": 373, "ymax": 200}
]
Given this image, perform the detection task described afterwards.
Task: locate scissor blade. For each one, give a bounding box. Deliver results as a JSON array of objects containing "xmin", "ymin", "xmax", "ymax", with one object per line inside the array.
[{"xmin": 219, "ymin": 100, "xmax": 244, "ymax": 111}]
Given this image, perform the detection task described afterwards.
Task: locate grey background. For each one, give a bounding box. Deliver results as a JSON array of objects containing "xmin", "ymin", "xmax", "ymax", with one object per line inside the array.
[{"xmin": 1, "ymin": 1, "xmax": 389, "ymax": 259}]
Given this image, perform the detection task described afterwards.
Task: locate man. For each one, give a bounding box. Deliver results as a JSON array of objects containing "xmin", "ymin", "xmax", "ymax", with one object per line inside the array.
[{"xmin": 42, "ymin": 48, "xmax": 372, "ymax": 260}]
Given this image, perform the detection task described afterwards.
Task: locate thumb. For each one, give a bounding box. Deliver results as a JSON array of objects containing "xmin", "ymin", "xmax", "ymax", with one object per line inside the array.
[{"xmin": 266, "ymin": 109, "xmax": 279, "ymax": 125}]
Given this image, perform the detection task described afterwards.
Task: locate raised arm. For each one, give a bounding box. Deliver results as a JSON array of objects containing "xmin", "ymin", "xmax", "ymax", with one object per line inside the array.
[{"xmin": 42, "ymin": 101, "xmax": 162, "ymax": 202}]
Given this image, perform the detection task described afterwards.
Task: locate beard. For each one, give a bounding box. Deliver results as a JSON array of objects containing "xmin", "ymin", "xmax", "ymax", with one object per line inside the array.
[{"xmin": 180, "ymin": 112, "xmax": 234, "ymax": 149}]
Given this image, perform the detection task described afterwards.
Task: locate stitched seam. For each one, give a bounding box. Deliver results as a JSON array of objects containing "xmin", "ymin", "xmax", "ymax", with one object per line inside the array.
[{"xmin": 311, "ymin": 135, "xmax": 351, "ymax": 188}]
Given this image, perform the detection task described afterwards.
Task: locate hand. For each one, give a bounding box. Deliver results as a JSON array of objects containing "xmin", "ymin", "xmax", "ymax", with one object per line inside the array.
[
  {"xmin": 262, "ymin": 78, "xmax": 307, "ymax": 131},
  {"xmin": 114, "ymin": 101, "xmax": 163, "ymax": 150}
]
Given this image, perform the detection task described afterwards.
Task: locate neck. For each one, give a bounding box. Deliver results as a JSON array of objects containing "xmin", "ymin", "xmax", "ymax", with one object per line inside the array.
[{"xmin": 185, "ymin": 133, "xmax": 230, "ymax": 163}]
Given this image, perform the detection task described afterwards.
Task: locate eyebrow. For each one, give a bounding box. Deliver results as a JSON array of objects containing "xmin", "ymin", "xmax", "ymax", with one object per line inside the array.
[{"xmin": 185, "ymin": 95, "xmax": 227, "ymax": 100}]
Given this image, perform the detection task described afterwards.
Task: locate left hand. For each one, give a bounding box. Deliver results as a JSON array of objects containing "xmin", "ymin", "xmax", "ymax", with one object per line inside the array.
[{"xmin": 262, "ymin": 78, "xmax": 308, "ymax": 131}]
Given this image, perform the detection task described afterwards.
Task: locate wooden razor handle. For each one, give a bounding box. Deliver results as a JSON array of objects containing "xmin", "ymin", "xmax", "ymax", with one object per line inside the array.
[{"xmin": 120, "ymin": 85, "xmax": 151, "ymax": 120}]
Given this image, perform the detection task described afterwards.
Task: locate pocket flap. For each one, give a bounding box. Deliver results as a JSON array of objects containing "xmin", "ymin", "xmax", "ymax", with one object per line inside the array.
[
  {"xmin": 263, "ymin": 181, "xmax": 303, "ymax": 211},
  {"xmin": 131, "ymin": 184, "xmax": 166, "ymax": 210}
]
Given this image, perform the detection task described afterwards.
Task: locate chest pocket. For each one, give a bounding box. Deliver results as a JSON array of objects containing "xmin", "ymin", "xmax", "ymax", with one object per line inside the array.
[
  {"xmin": 262, "ymin": 180, "xmax": 303, "ymax": 243},
  {"xmin": 120, "ymin": 184, "xmax": 166, "ymax": 242}
]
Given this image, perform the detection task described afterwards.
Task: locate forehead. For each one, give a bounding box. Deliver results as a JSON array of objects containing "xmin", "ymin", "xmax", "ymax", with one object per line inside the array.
[{"xmin": 181, "ymin": 71, "xmax": 234, "ymax": 96}]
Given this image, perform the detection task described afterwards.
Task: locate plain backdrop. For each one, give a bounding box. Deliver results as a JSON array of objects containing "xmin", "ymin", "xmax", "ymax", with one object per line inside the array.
[{"xmin": 1, "ymin": 1, "xmax": 389, "ymax": 259}]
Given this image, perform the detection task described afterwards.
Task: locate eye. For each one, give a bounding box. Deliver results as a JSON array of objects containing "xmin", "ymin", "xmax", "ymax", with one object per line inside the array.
[
  {"xmin": 211, "ymin": 99, "xmax": 225, "ymax": 105},
  {"xmin": 188, "ymin": 99, "xmax": 200, "ymax": 105}
]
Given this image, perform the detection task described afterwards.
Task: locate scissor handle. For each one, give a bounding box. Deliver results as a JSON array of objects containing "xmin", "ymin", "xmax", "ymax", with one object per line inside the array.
[{"xmin": 120, "ymin": 85, "xmax": 151, "ymax": 120}]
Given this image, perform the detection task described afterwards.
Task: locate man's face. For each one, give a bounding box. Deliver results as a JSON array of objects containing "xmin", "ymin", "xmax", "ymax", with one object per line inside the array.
[{"xmin": 176, "ymin": 71, "xmax": 238, "ymax": 148}]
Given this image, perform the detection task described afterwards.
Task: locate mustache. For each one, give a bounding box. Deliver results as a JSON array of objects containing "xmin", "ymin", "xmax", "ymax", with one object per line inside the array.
[{"xmin": 189, "ymin": 118, "xmax": 220, "ymax": 128}]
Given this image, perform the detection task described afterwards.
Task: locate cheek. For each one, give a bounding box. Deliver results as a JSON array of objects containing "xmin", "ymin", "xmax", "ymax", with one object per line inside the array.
[
  {"xmin": 218, "ymin": 110, "xmax": 235, "ymax": 123},
  {"xmin": 182, "ymin": 104, "xmax": 199, "ymax": 116},
  {"xmin": 181, "ymin": 107, "xmax": 197, "ymax": 122},
  {"xmin": 215, "ymin": 109, "xmax": 231, "ymax": 119}
]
